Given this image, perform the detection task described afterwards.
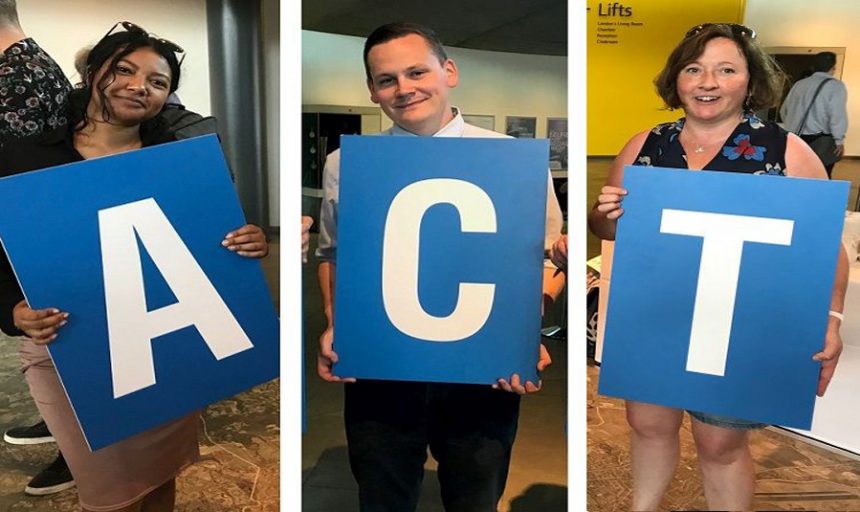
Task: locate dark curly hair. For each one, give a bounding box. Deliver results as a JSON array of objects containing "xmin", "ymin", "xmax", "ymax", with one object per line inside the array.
[
  {"xmin": 654, "ymin": 24, "xmax": 786, "ymax": 111},
  {"xmin": 69, "ymin": 30, "xmax": 182, "ymax": 143}
]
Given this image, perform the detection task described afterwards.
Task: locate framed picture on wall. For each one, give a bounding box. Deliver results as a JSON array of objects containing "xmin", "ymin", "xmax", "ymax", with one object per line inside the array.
[
  {"xmin": 462, "ymin": 114, "xmax": 496, "ymax": 132},
  {"xmin": 505, "ymin": 116, "xmax": 536, "ymax": 138},
  {"xmin": 547, "ymin": 117, "xmax": 568, "ymax": 171}
]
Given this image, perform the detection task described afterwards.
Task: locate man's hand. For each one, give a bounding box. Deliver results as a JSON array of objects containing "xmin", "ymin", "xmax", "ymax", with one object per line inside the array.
[
  {"xmin": 13, "ymin": 300, "xmax": 67, "ymax": 345},
  {"xmin": 835, "ymin": 144, "xmax": 845, "ymax": 159},
  {"xmin": 813, "ymin": 323, "xmax": 842, "ymax": 396},
  {"xmin": 495, "ymin": 343, "xmax": 552, "ymax": 394},
  {"xmin": 317, "ymin": 326, "xmax": 355, "ymax": 383},
  {"xmin": 550, "ymin": 235, "xmax": 568, "ymax": 272},
  {"xmin": 223, "ymin": 224, "xmax": 268, "ymax": 258},
  {"xmin": 301, "ymin": 216, "xmax": 314, "ymax": 263}
]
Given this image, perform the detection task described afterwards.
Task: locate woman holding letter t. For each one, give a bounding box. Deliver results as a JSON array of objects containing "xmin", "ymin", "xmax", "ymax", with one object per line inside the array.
[
  {"xmin": 588, "ymin": 23, "xmax": 848, "ymax": 511},
  {"xmin": 0, "ymin": 22, "xmax": 266, "ymax": 512}
]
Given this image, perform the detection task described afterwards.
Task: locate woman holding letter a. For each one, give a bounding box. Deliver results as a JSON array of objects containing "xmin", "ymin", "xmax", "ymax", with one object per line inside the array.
[
  {"xmin": 0, "ymin": 23, "xmax": 267, "ymax": 511},
  {"xmin": 588, "ymin": 24, "xmax": 848, "ymax": 511}
]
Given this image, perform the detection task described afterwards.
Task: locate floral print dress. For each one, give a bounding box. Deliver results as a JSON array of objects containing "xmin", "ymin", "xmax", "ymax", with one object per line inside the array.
[
  {"xmin": 0, "ymin": 38, "xmax": 71, "ymax": 147},
  {"xmin": 633, "ymin": 112, "xmax": 787, "ymax": 176}
]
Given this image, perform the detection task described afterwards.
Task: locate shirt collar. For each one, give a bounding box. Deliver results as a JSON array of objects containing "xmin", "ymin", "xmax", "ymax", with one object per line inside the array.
[{"xmin": 388, "ymin": 107, "xmax": 465, "ymax": 137}]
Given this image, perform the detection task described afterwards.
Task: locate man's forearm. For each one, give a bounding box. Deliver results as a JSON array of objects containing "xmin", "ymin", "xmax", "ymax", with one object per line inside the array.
[
  {"xmin": 318, "ymin": 261, "xmax": 336, "ymax": 327},
  {"xmin": 830, "ymin": 245, "xmax": 849, "ymax": 318}
]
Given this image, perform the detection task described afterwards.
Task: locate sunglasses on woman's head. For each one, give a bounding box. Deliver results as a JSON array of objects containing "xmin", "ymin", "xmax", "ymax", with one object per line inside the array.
[
  {"xmin": 102, "ymin": 21, "xmax": 186, "ymax": 65},
  {"xmin": 685, "ymin": 23, "xmax": 756, "ymax": 40}
]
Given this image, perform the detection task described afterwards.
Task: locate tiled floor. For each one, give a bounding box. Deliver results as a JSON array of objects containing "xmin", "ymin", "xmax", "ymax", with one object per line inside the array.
[
  {"xmin": 301, "ymin": 234, "xmax": 569, "ymax": 512},
  {"xmin": 0, "ymin": 238, "xmax": 280, "ymax": 511}
]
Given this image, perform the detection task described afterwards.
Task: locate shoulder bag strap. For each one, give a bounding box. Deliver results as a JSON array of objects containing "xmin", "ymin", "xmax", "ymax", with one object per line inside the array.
[{"xmin": 797, "ymin": 77, "xmax": 834, "ymax": 133}]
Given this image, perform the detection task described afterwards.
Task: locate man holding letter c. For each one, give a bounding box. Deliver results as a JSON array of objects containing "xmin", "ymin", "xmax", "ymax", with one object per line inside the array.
[{"xmin": 315, "ymin": 22, "xmax": 563, "ymax": 511}]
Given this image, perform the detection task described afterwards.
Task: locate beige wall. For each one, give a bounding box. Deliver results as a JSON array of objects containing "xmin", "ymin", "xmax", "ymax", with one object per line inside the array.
[
  {"xmin": 746, "ymin": 0, "xmax": 859, "ymax": 155},
  {"xmin": 18, "ymin": 0, "xmax": 211, "ymax": 116},
  {"xmin": 302, "ymin": 30, "xmax": 567, "ymax": 137}
]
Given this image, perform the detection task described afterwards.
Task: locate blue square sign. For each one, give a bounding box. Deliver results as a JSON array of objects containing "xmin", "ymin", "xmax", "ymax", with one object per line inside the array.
[
  {"xmin": 334, "ymin": 136, "xmax": 549, "ymax": 384},
  {"xmin": 0, "ymin": 135, "xmax": 279, "ymax": 450},
  {"xmin": 599, "ymin": 166, "xmax": 848, "ymax": 429}
]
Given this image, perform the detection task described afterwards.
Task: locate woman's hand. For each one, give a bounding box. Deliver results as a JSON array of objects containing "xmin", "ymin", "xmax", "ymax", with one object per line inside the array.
[
  {"xmin": 13, "ymin": 300, "xmax": 68, "ymax": 345},
  {"xmin": 222, "ymin": 224, "xmax": 268, "ymax": 258},
  {"xmin": 588, "ymin": 129, "xmax": 647, "ymax": 241},
  {"xmin": 813, "ymin": 321, "xmax": 843, "ymax": 396},
  {"xmin": 595, "ymin": 185, "xmax": 628, "ymax": 220}
]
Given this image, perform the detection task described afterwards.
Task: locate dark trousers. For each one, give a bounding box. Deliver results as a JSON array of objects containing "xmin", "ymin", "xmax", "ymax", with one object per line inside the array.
[
  {"xmin": 344, "ymin": 380, "xmax": 521, "ymax": 512},
  {"xmin": 800, "ymin": 133, "xmax": 836, "ymax": 178}
]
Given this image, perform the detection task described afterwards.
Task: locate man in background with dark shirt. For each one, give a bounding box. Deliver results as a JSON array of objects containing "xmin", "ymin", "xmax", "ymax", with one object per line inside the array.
[{"xmin": 0, "ymin": 0, "xmax": 74, "ymax": 497}]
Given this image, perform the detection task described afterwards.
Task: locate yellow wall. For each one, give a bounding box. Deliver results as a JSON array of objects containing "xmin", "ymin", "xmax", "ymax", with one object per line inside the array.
[{"xmin": 587, "ymin": 0, "xmax": 746, "ymax": 155}]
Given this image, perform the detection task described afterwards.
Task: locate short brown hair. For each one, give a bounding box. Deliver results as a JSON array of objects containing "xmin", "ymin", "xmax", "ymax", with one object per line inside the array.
[
  {"xmin": 363, "ymin": 22, "xmax": 447, "ymax": 81},
  {"xmin": 654, "ymin": 24, "xmax": 785, "ymax": 111},
  {"xmin": 0, "ymin": 0, "xmax": 19, "ymax": 27}
]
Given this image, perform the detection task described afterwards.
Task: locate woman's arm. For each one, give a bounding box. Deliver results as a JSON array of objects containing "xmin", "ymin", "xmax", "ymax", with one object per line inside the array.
[
  {"xmin": 587, "ymin": 130, "xmax": 651, "ymax": 240},
  {"xmin": 0, "ymin": 250, "xmax": 25, "ymax": 336},
  {"xmin": 784, "ymin": 133, "xmax": 828, "ymax": 179},
  {"xmin": 785, "ymin": 132, "xmax": 848, "ymax": 397},
  {"xmin": 0, "ymin": 250, "xmax": 67, "ymax": 343}
]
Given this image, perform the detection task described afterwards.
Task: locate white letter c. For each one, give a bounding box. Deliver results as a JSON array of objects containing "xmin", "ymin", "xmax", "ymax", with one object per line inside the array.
[{"xmin": 382, "ymin": 178, "xmax": 496, "ymax": 342}]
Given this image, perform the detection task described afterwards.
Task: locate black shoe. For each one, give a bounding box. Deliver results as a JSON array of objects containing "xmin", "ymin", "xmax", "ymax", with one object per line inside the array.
[
  {"xmin": 4, "ymin": 420, "xmax": 54, "ymax": 445},
  {"xmin": 24, "ymin": 453, "xmax": 75, "ymax": 496}
]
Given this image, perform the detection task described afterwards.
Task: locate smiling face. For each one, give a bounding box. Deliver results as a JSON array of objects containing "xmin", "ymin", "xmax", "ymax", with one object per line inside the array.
[
  {"xmin": 366, "ymin": 33, "xmax": 459, "ymax": 135},
  {"xmin": 676, "ymin": 37, "xmax": 750, "ymax": 124},
  {"xmin": 89, "ymin": 46, "xmax": 172, "ymax": 126}
]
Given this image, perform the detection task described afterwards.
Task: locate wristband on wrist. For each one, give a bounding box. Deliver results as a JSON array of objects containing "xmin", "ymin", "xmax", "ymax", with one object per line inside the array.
[{"xmin": 829, "ymin": 310, "xmax": 844, "ymax": 322}]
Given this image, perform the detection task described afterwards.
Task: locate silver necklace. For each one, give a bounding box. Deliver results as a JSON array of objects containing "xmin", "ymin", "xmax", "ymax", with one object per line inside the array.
[{"xmin": 684, "ymin": 134, "xmax": 712, "ymax": 154}]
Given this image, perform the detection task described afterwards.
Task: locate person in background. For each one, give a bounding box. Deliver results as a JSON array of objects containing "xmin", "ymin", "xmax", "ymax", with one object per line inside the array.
[
  {"xmin": 302, "ymin": 216, "xmax": 313, "ymax": 262},
  {"xmin": 550, "ymin": 234, "xmax": 568, "ymax": 272},
  {"xmin": 0, "ymin": 0, "xmax": 75, "ymax": 497},
  {"xmin": 0, "ymin": 0, "xmax": 69, "ymax": 146},
  {"xmin": 780, "ymin": 51, "xmax": 848, "ymax": 178}
]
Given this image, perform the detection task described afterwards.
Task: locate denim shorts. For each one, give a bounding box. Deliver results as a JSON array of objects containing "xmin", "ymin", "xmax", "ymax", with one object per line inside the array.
[{"xmin": 687, "ymin": 410, "xmax": 767, "ymax": 430}]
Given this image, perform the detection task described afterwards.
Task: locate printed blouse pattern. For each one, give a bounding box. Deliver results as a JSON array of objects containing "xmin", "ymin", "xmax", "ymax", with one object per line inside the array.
[
  {"xmin": 0, "ymin": 38, "xmax": 71, "ymax": 146},
  {"xmin": 634, "ymin": 112, "xmax": 787, "ymax": 176}
]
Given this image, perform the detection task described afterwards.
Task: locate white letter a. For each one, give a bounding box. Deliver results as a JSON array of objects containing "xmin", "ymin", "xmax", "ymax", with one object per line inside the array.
[{"xmin": 99, "ymin": 198, "xmax": 253, "ymax": 398}]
